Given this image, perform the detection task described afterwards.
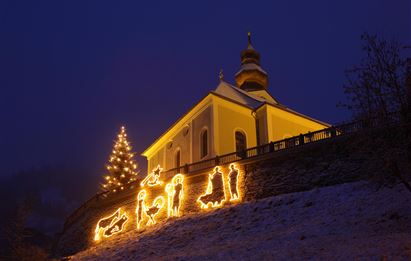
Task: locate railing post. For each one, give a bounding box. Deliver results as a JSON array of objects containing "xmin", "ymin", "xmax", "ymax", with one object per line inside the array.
[
  {"xmin": 269, "ymin": 142, "xmax": 274, "ymax": 152},
  {"xmin": 215, "ymin": 155, "xmax": 220, "ymax": 166},
  {"xmin": 299, "ymin": 134, "xmax": 304, "ymax": 146},
  {"xmin": 184, "ymin": 163, "xmax": 188, "ymax": 174},
  {"xmin": 330, "ymin": 127, "xmax": 336, "ymax": 137}
]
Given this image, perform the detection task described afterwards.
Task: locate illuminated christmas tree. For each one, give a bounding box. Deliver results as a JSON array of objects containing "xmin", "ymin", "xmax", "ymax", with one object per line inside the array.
[{"xmin": 101, "ymin": 126, "xmax": 139, "ymax": 192}]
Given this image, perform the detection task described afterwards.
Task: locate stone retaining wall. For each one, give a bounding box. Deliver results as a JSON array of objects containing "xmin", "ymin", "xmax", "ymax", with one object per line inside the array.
[{"xmin": 243, "ymin": 126, "xmax": 409, "ymax": 201}]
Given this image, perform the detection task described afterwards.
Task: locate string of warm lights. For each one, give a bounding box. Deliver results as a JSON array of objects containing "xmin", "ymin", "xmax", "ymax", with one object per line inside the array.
[
  {"xmin": 94, "ymin": 208, "xmax": 129, "ymax": 241},
  {"xmin": 197, "ymin": 166, "xmax": 227, "ymax": 209},
  {"xmin": 101, "ymin": 126, "xmax": 139, "ymax": 192},
  {"xmin": 94, "ymin": 165, "xmax": 242, "ymax": 242},
  {"xmin": 165, "ymin": 174, "xmax": 184, "ymax": 217}
]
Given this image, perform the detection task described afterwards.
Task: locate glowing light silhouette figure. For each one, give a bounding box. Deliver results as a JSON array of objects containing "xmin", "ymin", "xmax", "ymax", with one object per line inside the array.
[
  {"xmin": 103, "ymin": 214, "xmax": 128, "ymax": 237},
  {"xmin": 228, "ymin": 164, "xmax": 240, "ymax": 201},
  {"xmin": 145, "ymin": 196, "xmax": 165, "ymax": 226},
  {"xmin": 197, "ymin": 166, "xmax": 226, "ymax": 209},
  {"xmin": 140, "ymin": 165, "xmax": 163, "ymax": 187},
  {"xmin": 165, "ymin": 174, "xmax": 184, "ymax": 217},
  {"xmin": 94, "ymin": 208, "xmax": 129, "ymax": 241},
  {"xmin": 136, "ymin": 190, "xmax": 147, "ymax": 230}
]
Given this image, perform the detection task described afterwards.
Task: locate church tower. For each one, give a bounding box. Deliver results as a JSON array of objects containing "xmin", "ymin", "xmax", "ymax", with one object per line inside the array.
[{"xmin": 235, "ymin": 32, "xmax": 269, "ymax": 91}]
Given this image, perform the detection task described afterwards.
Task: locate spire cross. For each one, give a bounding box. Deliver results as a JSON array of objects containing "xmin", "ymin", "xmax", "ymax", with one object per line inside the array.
[
  {"xmin": 219, "ymin": 69, "xmax": 224, "ymax": 81},
  {"xmin": 247, "ymin": 32, "xmax": 252, "ymax": 45}
]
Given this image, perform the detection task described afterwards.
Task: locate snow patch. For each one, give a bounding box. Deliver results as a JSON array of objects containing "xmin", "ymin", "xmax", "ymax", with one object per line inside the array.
[{"xmin": 71, "ymin": 181, "xmax": 411, "ymax": 260}]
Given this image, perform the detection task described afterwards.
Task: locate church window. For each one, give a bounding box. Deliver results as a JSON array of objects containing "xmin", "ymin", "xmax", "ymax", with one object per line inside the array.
[
  {"xmin": 200, "ymin": 129, "xmax": 208, "ymax": 158},
  {"xmin": 235, "ymin": 131, "xmax": 247, "ymax": 156},
  {"xmin": 175, "ymin": 149, "xmax": 181, "ymax": 169}
]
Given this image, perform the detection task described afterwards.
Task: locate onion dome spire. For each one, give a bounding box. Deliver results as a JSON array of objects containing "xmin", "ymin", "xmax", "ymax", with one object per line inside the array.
[{"xmin": 235, "ymin": 32, "xmax": 268, "ymax": 91}]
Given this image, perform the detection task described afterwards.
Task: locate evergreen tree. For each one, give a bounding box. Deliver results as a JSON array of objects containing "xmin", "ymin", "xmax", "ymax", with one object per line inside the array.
[{"xmin": 101, "ymin": 126, "xmax": 139, "ymax": 192}]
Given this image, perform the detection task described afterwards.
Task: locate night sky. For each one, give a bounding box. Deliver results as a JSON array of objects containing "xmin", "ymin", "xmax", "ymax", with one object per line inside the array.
[{"xmin": 1, "ymin": 0, "xmax": 410, "ymax": 182}]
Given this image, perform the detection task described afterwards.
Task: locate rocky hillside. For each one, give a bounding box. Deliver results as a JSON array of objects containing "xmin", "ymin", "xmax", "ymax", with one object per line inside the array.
[{"xmin": 70, "ymin": 181, "xmax": 411, "ymax": 260}]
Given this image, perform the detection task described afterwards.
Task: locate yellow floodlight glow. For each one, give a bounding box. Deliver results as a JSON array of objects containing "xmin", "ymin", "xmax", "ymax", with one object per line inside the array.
[
  {"xmin": 94, "ymin": 208, "xmax": 129, "ymax": 241},
  {"xmin": 140, "ymin": 165, "xmax": 163, "ymax": 187},
  {"xmin": 228, "ymin": 163, "xmax": 240, "ymax": 201},
  {"xmin": 165, "ymin": 174, "xmax": 184, "ymax": 217},
  {"xmin": 197, "ymin": 166, "xmax": 227, "ymax": 209}
]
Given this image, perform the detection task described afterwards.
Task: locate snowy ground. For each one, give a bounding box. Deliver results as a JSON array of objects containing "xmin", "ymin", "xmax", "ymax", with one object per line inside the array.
[{"xmin": 71, "ymin": 181, "xmax": 411, "ymax": 260}]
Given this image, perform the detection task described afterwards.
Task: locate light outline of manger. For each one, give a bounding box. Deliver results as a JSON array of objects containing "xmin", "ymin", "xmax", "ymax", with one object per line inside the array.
[
  {"xmin": 140, "ymin": 164, "xmax": 163, "ymax": 187},
  {"xmin": 145, "ymin": 196, "xmax": 165, "ymax": 226},
  {"xmin": 197, "ymin": 166, "xmax": 227, "ymax": 209},
  {"xmin": 94, "ymin": 208, "xmax": 129, "ymax": 241},
  {"xmin": 228, "ymin": 163, "xmax": 240, "ymax": 201},
  {"xmin": 165, "ymin": 173, "xmax": 185, "ymax": 217}
]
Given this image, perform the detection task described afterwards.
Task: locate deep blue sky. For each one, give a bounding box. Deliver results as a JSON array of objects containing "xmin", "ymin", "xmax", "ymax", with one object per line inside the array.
[{"xmin": 1, "ymin": 0, "xmax": 410, "ymax": 179}]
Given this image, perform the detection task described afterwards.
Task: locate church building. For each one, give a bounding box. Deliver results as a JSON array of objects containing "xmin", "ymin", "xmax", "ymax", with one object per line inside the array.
[{"xmin": 142, "ymin": 34, "xmax": 329, "ymax": 173}]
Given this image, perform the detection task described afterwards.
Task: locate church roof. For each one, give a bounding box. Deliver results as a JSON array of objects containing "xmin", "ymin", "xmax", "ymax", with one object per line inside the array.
[
  {"xmin": 235, "ymin": 63, "xmax": 267, "ymax": 76},
  {"xmin": 212, "ymin": 80, "xmax": 277, "ymax": 108},
  {"xmin": 212, "ymin": 80, "xmax": 330, "ymax": 127}
]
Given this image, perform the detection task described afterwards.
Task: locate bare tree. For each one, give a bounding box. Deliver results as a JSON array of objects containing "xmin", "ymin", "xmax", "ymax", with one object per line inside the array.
[
  {"xmin": 2, "ymin": 194, "xmax": 49, "ymax": 261},
  {"xmin": 339, "ymin": 33, "xmax": 411, "ymax": 192},
  {"xmin": 340, "ymin": 33, "xmax": 410, "ymax": 121}
]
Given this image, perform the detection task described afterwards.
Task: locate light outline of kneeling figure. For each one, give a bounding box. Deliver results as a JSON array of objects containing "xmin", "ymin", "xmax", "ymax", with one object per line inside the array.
[
  {"xmin": 197, "ymin": 166, "xmax": 227, "ymax": 209},
  {"xmin": 165, "ymin": 173, "xmax": 184, "ymax": 217}
]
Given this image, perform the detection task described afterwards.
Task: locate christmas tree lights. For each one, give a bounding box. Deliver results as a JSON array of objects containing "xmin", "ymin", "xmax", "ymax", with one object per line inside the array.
[{"xmin": 101, "ymin": 126, "xmax": 139, "ymax": 192}]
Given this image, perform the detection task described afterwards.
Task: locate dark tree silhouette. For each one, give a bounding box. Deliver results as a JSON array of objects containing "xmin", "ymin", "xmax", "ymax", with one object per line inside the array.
[
  {"xmin": 2, "ymin": 194, "xmax": 49, "ymax": 261},
  {"xmin": 339, "ymin": 33, "xmax": 411, "ymax": 193},
  {"xmin": 340, "ymin": 33, "xmax": 411, "ymax": 121}
]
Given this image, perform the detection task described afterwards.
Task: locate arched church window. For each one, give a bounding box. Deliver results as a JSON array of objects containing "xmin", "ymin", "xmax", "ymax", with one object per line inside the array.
[
  {"xmin": 200, "ymin": 129, "xmax": 208, "ymax": 158},
  {"xmin": 175, "ymin": 149, "xmax": 181, "ymax": 169},
  {"xmin": 235, "ymin": 131, "xmax": 247, "ymax": 158}
]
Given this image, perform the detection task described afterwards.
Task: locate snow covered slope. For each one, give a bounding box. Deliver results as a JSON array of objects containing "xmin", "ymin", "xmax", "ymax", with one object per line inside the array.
[{"xmin": 71, "ymin": 181, "xmax": 411, "ymax": 260}]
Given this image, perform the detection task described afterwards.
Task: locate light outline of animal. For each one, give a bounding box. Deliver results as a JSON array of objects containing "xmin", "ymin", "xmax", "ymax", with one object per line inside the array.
[
  {"xmin": 165, "ymin": 173, "xmax": 184, "ymax": 217},
  {"xmin": 103, "ymin": 213, "xmax": 128, "ymax": 237},
  {"xmin": 140, "ymin": 164, "xmax": 163, "ymax": 187},
  {"xmin": 145, "ymin": 196, "xmax": 165, "ymax": 226},
  {"xmin": 94, "ymin": 208, "xmax": 129, "ymax": 241},
  {"xmin": 136, "ymin": 190, "xmax": 147, "ymax": 230},
  {"xmin": 197, "ymin": 166, "xmax": 227, "ymax": 209},
  {"xmin": 228, "ymin": 163, "xmax": 240, "ymax": 201}
]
